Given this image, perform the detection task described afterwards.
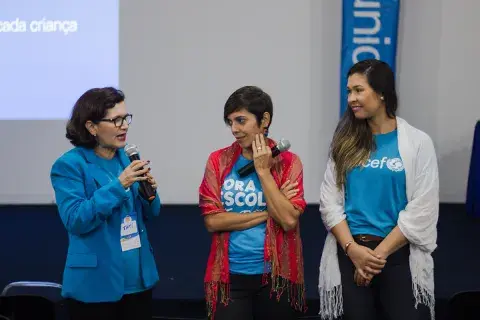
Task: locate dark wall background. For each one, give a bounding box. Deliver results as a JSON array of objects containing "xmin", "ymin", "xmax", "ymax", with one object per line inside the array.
[{"xmin": 1, "ymin": 204, "xmax": 479, "ymax": 317}]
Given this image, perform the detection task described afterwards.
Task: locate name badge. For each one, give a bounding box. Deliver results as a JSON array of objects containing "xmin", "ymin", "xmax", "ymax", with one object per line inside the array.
[{"xmin": 120, "ymin": 212, "xmax": 141, "ymax": 252}]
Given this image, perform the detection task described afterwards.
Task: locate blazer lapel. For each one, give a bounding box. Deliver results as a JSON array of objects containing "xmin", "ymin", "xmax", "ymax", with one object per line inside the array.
[
  {"xmin": 79, "ymin": 147, "xmax": 142, "ymax": 202},
  {"xmin": 79, "ymin": 147, "xmax": 119, "ymax": 188}
]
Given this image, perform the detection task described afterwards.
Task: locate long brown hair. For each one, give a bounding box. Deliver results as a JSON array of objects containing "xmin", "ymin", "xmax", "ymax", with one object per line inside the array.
[{"xmin": 330, "ymin": 59, "xmax": 398, "ymax": 189}]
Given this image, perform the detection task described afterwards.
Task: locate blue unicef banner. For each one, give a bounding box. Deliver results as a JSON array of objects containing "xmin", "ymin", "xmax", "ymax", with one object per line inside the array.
[{"xmin": 340, "ymin": 0, "xmax": 400, "ymax": 116}]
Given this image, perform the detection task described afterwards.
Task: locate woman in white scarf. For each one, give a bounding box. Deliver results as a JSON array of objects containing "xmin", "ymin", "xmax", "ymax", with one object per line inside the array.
[{"xmin": 318, "ymin": 59, "xmax": 439, "ymax": 320}]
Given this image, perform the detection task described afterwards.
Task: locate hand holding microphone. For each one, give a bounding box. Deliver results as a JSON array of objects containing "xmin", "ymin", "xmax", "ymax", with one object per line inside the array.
[
  {"xmin": 118, "ymin": 160, "xmax": 150, "ymax": 189},
  {"xmin": 122, "ymin": 144, "xmax": 157, "ymax": 201},
  {"xmin": 238, "ymin": 134, "xmax": 291, "ymax": 177}
]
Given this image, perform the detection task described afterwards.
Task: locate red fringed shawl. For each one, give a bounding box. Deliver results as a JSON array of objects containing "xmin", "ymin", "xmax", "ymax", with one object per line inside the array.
[{"xmin": 198, "ymin": 139, "xmax": 307, "ymax": 319}]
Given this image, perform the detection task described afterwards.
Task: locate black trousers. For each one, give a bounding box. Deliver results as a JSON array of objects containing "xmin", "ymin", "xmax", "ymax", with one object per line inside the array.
[
  {"xmin": 338, "ymin": 240, "xmax": 429, "ymax": 320},
  {"xmin": 66, "ymin": 288, "xmax": 152, "ymax": 320},
  {"xmin": 215, "ymin": 273, "xmax": 299, "ymax": 320}
]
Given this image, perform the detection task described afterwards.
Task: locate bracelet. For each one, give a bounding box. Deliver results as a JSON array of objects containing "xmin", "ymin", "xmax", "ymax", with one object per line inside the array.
[{"xmin": 344, "ymin": 240, "xmax": 354, "ymax": 256}]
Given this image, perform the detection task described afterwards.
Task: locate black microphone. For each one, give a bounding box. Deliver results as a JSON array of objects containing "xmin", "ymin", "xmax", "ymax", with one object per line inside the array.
[
  {"xmin": 124, "ymin": 144, "xmax": 156, "ymax": 202},
  {"xmin": 237, "ymin": 138, "xmax": 291, "ymax": 178}
]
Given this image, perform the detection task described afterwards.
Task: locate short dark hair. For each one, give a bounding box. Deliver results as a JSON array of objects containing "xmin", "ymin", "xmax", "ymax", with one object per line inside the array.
[
  {"xmin": 347, "ymin": 59, "xmax": 398, "ymax": 118},
  {"xmin": 223, "ymin": 86, "xmax": 273, "ymax": 129},
  {"xmin": 66, "ymin": 87, "xmax": 125, "ymax": 148}
]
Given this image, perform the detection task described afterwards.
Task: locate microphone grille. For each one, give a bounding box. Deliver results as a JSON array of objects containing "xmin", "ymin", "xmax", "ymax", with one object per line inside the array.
[
  {"xmin": 277, "ymin": 138, "xmax": 291, "ymax": 152},
  {"xmin": 124, "ymin": 144, "xmax": 139, "ymax": 156}
]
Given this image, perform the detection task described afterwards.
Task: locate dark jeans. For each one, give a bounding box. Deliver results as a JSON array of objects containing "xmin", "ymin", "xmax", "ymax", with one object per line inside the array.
[
  {"xmin": 215, "ymin": 273, "xmax": 298, "ymax": 320},
  {"xmin": 338, "ymin": 239, "xmax": 429, "ymax": 320},
  {"xmin": 66, "ymin": 288, "xmax": 152, "ymax": 320}
]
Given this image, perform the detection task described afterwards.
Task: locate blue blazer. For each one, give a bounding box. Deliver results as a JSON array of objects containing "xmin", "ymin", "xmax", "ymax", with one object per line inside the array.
[{"xmin": 50, "ymin": 147, "xmax": 161, "ymax": 302}]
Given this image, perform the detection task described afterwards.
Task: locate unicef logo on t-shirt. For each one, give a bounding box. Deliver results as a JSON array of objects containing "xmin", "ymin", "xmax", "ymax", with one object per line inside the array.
[
  {"xmin": 363, "ymin": 157, "xmax": 404, "ymax": 172},
  {"xmin": 386, "ymin": 158, "xmax": 404, "ymax": 172}
]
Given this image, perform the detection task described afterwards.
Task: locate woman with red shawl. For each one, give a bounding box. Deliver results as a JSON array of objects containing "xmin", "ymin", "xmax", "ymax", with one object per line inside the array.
[{"xmin": 198, "ymin": 86, "xmax": 307, "ymax": 320}]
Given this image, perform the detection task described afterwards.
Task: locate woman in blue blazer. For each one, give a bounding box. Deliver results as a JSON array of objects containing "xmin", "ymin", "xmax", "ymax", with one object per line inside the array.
[{"xmin": 50, "ymin": 87, "xmax": 161, "ymax": 320}]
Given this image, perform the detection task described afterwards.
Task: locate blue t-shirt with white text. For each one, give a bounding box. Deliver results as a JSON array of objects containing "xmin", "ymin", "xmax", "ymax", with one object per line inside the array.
[
  {"xmin": 222, "ymin": 155, "xmax": 268, "ymax": 275},
  {"xmin": 345, "ymin": 130, "xmax": 408, "ymax": 237}
]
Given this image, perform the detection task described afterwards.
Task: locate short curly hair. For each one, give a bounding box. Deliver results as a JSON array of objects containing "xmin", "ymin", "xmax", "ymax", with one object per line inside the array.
[{"xmin": 66, "ymin": 87, "xmax": 125, "ymax": 148}]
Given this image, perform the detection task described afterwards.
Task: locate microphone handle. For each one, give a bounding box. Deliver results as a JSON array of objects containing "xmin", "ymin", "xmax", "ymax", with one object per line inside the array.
[
  {"xmin": 237, "ymin": 146, "xmax": 281, "ymax": 178},
  {"xmin": 271, "ymin": 147, "xmax": 281, "ymax": 157},
  {"xmin": 128, "ymin": 154, "xmax": 156, "ymax": 202}
]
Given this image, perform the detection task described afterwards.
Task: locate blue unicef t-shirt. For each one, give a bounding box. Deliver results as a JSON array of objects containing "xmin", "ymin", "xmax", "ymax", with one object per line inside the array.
[
  {"xmin": 222, "ymin": 155, "xmax": 268, "ymax": 275},
  {"xmin": 96, "ymin": 154, "xmax": 144, "ymax": 294},
  {"xmin": 345, "ymin": 130, "xmax": 408, "ymax": 237}
]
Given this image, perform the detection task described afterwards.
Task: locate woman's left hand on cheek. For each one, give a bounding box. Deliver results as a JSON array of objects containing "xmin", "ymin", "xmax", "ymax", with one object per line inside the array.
[{"xmin": 252, "ymin": 133, "xmax": 273, "ymax": 174}]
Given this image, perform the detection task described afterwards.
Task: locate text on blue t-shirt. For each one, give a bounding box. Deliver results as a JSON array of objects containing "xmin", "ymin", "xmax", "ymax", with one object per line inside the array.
[
  {"xmin": 345, "ymin": 130, "xmax": 408, "ymax": 237},
  {"xmin": 221, "ymin": 155, "xmax": 268, "ymax": 275}
]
